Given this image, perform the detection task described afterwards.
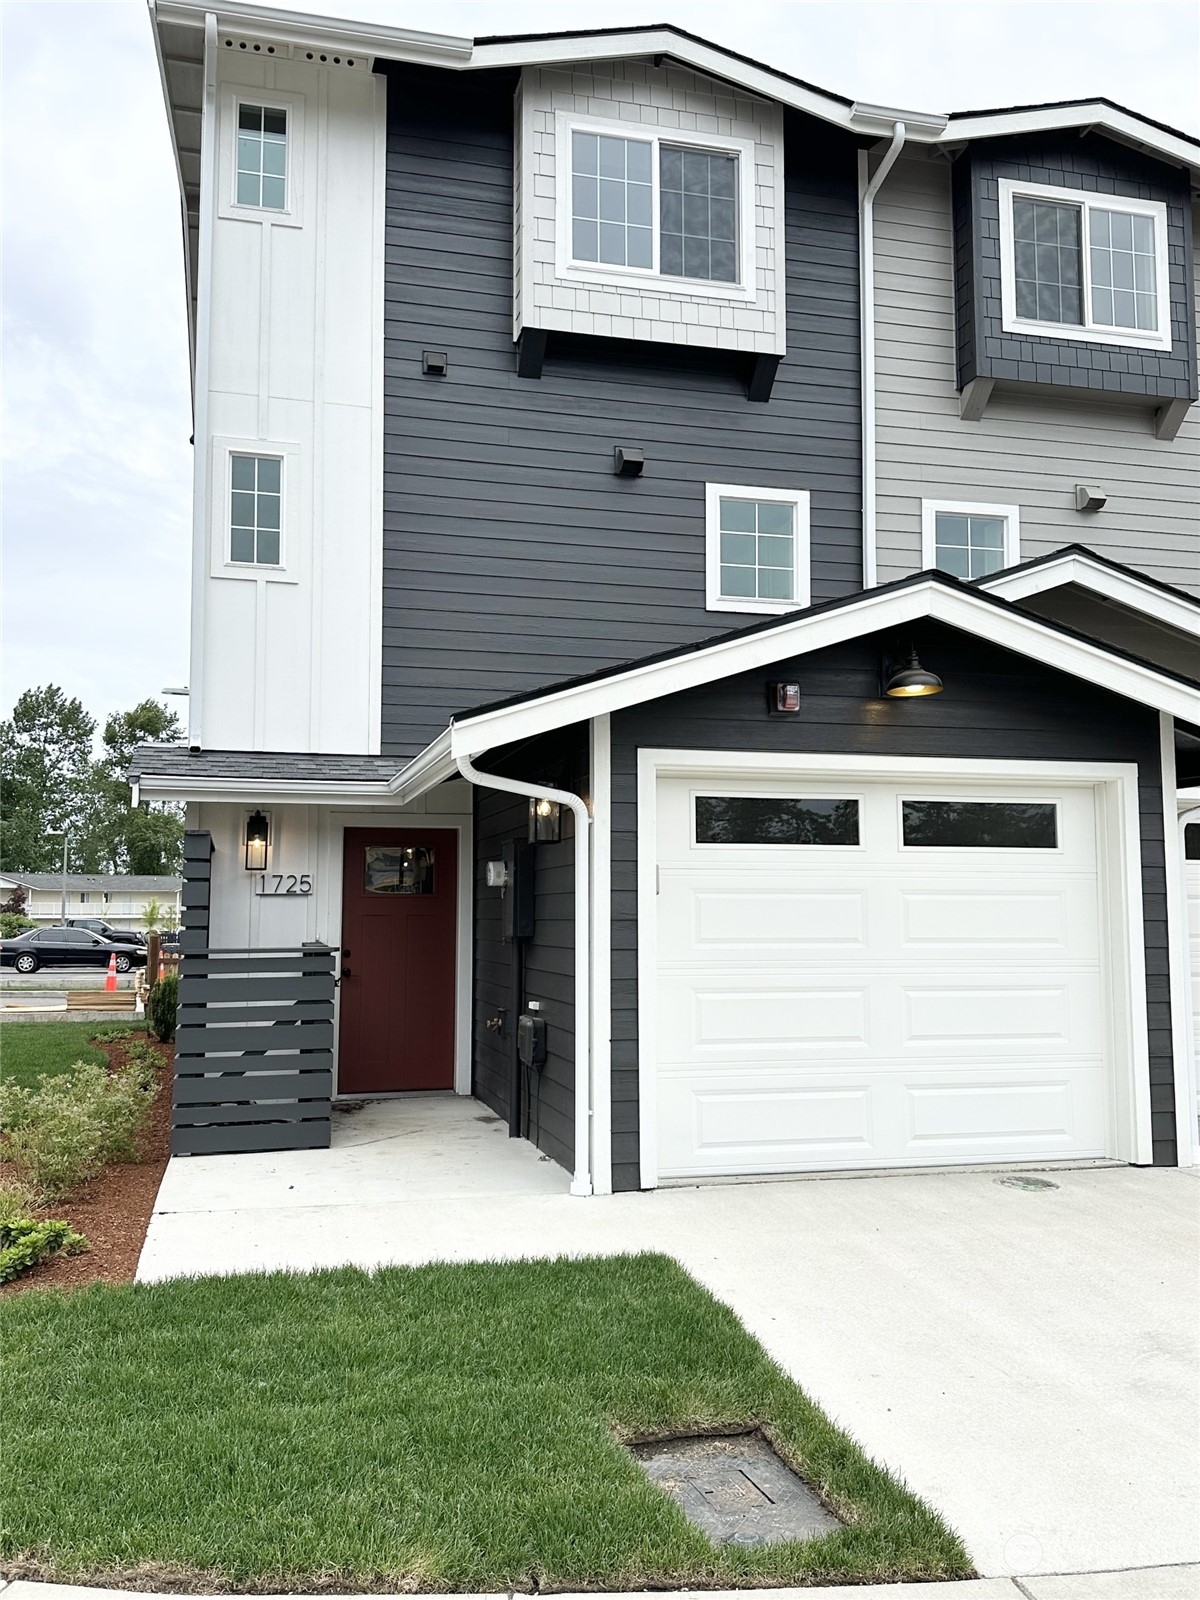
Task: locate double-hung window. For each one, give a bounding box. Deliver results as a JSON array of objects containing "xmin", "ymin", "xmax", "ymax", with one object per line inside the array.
[
  {"xmin": 705, "ymin": 485, "xmax": 811, "ymax": 614},
  {"xmin": 229, "ymin": 455, "xmax": 282, "ymax": 567},
  {"xmin": 561, "ymin": 119, "xmax": 752, "ymax": 293},
  {"xmin": 921, "ymin": 500, "xmax": 1020, "ymax": 580},
  {"xmin": 998, "ymin": 178, "xmax": 1170, "ymax": 351}
]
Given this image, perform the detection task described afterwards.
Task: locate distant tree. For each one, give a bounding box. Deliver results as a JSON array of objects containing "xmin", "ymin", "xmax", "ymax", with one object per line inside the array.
[
  {"xmin": 79, "ymin": 700, "xmax": 185, "ymax": 876},
  {"xmin": 0, "ymin": 687, "xmax": 95, "ymax": 872},
  {"xmin": 1, "ymin": 884, "xmax": 29, "ymax": 918},
  {"xmin": 141, "ymin": 896, "xmax": 165, "ymax": 932},
  {"xmin": 0, "ymin": 887, "xmax": 34, "ymax": 937}
]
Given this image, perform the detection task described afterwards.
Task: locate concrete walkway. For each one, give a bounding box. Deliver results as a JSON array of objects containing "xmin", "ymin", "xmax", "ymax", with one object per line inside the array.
[
  {"xmin": 138, "ymin": 1096, "xmax": 1200, "ymax": 1586},
  {"xmin": 6, "ymin": 1571, "xmax": 1200, "ymax": 1598}
]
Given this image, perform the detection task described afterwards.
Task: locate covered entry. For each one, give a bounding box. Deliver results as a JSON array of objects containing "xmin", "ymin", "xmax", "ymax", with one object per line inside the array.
[{"xmin": 650, "ymin": 765, "xmax": 1125, "ymax": 1179}]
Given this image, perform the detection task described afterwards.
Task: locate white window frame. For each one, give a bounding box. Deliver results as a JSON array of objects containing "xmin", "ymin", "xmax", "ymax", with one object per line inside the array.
[
  {"xmin": 218, "ymin": 87, "xmax": 305, "ymax": 229},
  {"xmin": 210, "ymin": 438, "xmax": 301, "ymax": 584},
  {"xmin": 921, "ymin": 499, "xmax": 1021, "ymax": 579},
  {"xmin": 554, "ymin": 111, "xmax": 758, "ymax": 303},
  {"xmin": 997, "ymin": 177, "xmax": 1171, "ymax": 353},
  {"xmin": 705, "ymin": 483, "xmax": 811, "ymax": 616}
]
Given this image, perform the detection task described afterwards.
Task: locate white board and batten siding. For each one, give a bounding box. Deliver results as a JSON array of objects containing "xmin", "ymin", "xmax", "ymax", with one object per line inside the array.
[
  {"xmin": 653, "ymin": 773, "xmax": 1112, "ymax": 1179},
  {"xmin": 872, "ymin": 157, "xmax": 1200, "ymax": 595},
  {"xmin": 199, "ymin": 49, "xmax": 385, "ymax": 754}
]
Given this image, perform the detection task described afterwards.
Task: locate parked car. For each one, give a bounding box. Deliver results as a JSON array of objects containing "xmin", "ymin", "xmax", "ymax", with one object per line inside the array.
[
  {"xmin": 0, "ymin": 927, "xmax": 148, "ymax": 974},
  {"xmin": 63, "ymin": 918, "xmax": 146, "ymax": 946}
]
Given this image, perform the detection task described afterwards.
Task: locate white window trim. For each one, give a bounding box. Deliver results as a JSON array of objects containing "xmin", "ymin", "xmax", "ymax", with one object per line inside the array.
[
  {"xmin": 553, "ymin": 111, "xmax": 758, "ymax": 303},
  {"xmin": 997, "ymin": 177, "xmax": 1171, "ymax": 353},
  {"xmin": 210, "ymin": 438, "xmax": 302, "ymax": 584},
  {"xmin": 705, "ymin": 483, "xmax": 811, "ymax": 615},
  {"xmin": 217, "ymin": 86, "xmax": 305, "ymax": 229},
  {"xmin": 921, "ymin": 499, "xmax": 1021, "ymax": 577}
]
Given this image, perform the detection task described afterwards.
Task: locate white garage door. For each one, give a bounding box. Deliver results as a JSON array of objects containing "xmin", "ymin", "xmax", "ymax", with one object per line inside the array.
[{"xmin": 655, "ymin": 774, "xmax": 1110, "ymax": 1177}]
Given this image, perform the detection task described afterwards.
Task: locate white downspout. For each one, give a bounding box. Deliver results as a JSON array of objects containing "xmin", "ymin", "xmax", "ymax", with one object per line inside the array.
[
  {"xmin": 858, "ymin": 121, "xmax": 906, "ymax": 590},
  {"xmin": 455, "ymin": 752, "xmax": 593, "ymax": 1196},
  {"xmin": 1176, "ymin": 802, "xmax": 1200, "ymax": 1166}
]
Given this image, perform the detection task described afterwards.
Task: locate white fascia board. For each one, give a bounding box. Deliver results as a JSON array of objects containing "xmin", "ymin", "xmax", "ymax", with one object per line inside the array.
[
  {"xmin": 981, "ymin": 554, "xmax": 1200, "ymax": 643},
  {"xmin": 387, "ymin": 730, "xmax": 456, "ymax": 803},
  {"xmin": 939, "ymin": 104, "xmax": 1200, "ymax": 179},
  {"xmin": 136, "ymin": 774, "xmax": 400, "ymax": 806},
  {"xmin": 153, "ymin": 0, "xmax": 471, "ymax": 62},
  {"xmin": 447, "ymin": 580, "xmax": 1200, "ymax": 758}
]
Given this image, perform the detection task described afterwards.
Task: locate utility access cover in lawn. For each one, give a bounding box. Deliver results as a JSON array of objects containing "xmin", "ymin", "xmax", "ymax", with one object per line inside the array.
[{"xmin": 633, "ymin": 1432, "xmax": 843, "ymax": 1546}]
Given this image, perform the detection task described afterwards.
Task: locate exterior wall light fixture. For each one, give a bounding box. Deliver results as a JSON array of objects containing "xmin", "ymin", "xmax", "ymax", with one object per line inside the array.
[
  {"xmin": 883, "ymin": 649, "xmax": 944, "ymax": 698},
  {"xmin": 528, "ymin": 797, "xmax": 562, "ymax": 843},
  {"xmin": 244, "ymin": 809, "xmax": 270, "ymax": 870}
]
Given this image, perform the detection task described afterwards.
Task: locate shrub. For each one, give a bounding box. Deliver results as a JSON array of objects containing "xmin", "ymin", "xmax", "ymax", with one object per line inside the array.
[
  {"xmin": 0, "ymin": 1180, "xmax": 39, "ymax": 1223},
  {"xmin": 121, "ymin": 1039, "xmax": 164, "ymax": 1092},
  {"xmin": 0, "ymin": 912, "xmax": 34, "ymax": 938},
  {"xmin": 0, "ymin": 1061, "xmax": 157, "ymax": 1203},
  {"xmin": 0, "ymin": 1217, "xmax": 87, "ymax": 1284},
  {"xmin": 148, "ymin": 970, "xmax": 179, "ymax": 1043}
]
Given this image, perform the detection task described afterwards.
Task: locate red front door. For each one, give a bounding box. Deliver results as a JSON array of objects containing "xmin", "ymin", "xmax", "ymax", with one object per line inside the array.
[{"xmin": 338, "ymin": 828, "xmax": 457, "ymax": 1094}]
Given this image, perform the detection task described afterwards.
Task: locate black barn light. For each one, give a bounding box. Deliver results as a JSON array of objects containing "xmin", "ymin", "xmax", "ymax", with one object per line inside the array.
[{"xmin": 884, "ymin": 649, "xmax": 944, "ymax": 698}]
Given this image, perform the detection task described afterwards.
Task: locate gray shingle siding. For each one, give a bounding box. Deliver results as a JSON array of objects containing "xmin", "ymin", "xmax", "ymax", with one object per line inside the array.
[
  {"xmin": 379, "ymin": 62, "xmax": 863, "ymax": 761},
  {"xmin": 608, "ymin": 623, "xmax": 1176, "ymax": 1188},
  {"xmin": 954, "ymin": 134, "xmax": 1198, "ymax": 401}
]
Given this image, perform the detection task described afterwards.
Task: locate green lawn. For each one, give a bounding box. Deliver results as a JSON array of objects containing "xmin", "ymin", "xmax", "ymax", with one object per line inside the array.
[
  {"xmin": 0, "ymin": 1021, "xmax": 137, "ymax": 1090},
  {"xmin": 0, "ymin": 1253, "xmax": 971, "ymax": 1591}
]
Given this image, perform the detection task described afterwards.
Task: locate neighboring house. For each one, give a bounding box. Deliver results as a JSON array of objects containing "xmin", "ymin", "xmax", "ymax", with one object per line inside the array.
[
  {"xmin": 0, "ymin": 873, "xmax": 183, "ymax": 932},
  {"xmin": 137, "ymin": 3, "xmax": 1200, "ymax": 1190}
]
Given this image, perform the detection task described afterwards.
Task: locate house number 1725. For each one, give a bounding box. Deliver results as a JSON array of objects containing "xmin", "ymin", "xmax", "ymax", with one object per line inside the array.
[{"xmin": 255, "ymin": 873, "xmax": 313, "ymax": 896}]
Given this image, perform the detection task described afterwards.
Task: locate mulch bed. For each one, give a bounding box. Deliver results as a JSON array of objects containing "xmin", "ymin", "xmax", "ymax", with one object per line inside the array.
[{"xmin": 1, "ymin": 1037, "xmax": 173, "ymax": 1296}]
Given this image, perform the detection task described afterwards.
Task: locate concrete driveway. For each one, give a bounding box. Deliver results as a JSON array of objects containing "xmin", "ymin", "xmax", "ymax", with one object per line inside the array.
[{"xmin": 140, "ymin": 1096, "xmax": 1200, "ymax": 1585}]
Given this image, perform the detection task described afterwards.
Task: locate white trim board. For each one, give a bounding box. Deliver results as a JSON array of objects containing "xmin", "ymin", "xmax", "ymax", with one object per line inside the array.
[
  {"xmin": 980, "ymin": 552, "xmax": 1200, "ymax": 643},
  {"xmin": 635, "ymin": 749, "xmax": 1154, "ymax": 1187},
  {"xmin": 447, "ymin": 579, "xmax": 1200, "ymax": 759}
]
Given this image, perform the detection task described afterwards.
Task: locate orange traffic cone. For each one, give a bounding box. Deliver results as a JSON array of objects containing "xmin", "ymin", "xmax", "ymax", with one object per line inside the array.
[{"xmin": 104, "ymin": 952, "xmax": 118, "ymax": 992}]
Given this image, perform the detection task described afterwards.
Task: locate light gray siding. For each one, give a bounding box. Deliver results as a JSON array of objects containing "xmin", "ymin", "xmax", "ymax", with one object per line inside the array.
[{"xmin": 873, "ymin": 157, "xmax": 1200, "ymax": 594}]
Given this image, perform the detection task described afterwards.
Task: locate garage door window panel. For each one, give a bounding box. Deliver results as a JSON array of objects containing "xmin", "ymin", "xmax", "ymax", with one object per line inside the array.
[
  {"xmin": 695, "ymin": 796, "xmax": 860, "ymax": 846},
  {"xmin": 901, "ymin": 800, "xmax": 1059, "ymax": 849}
]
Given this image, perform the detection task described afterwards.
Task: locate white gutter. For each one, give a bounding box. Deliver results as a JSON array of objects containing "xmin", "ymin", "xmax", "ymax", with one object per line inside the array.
[
  {"xmin": 857, "ymin": 121, "xmax": 906, "ymax": 590},
  {"xmin": 187, "ymin": 11, "xmax": 219, "ymax": 752},
  {"xmin": 455, "ymin": 753, "xmax": 593, "ymax": 1197}
]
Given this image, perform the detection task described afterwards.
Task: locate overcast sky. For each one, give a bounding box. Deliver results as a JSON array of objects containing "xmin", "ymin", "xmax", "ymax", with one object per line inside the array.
[{"xmin": 3, "ymin": 0, "xmax": 1197, "ymax": 736}]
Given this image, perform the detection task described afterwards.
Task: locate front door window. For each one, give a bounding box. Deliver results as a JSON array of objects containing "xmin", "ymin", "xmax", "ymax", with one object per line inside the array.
[{"xmin": 364, "ymin": 845, "xmax": 434, "ymax": 895}]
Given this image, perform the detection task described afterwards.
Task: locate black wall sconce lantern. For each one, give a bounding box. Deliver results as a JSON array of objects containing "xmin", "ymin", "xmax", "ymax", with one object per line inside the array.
[
  {"xmin": 528, "ymin": 796, "xmax": 562, "ymax": 843},
  {"xmin": 767, "ymin": 681, "xmax": 802, "ymax": 715},
  {"xmin": 882, "ymin": 648, "xmax": 944, "ymax": 698},
  {"xmin": 244, "ymin": 809, "xmax": 270, "ymax": 870}
]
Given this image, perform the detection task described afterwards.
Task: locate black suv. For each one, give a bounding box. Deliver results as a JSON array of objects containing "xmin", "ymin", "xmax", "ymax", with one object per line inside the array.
[{"xmin": 63, "ymin": 918, "xmax": 145, "ymax": 946}]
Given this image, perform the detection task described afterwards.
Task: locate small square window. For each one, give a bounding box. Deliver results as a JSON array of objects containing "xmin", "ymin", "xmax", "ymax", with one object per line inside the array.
[
  {"xmin": 922, "ymin": 502, "xmax": 1019, "ymax": 580},
  {"xmin": 236, "ymin": 104, "xmax": 287, "ymax": 211},
  {"xmin": 706, "ymin": 485, "xmax": 810, "ymax": 614},
  {"xmin": 229, "ymin": 455, "xmax": 284, "ymax": 566}
]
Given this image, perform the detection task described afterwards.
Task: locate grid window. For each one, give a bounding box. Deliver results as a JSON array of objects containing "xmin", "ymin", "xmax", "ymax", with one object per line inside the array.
[
  {"xmin": 571, "ymin": 131, "xmax": 652, "ymax": 270},
  {"xmin": 719, "ymin": 498, "xmax": 795, "ymax": 603},
  {"xmin": 236, "ymin": 104, "xmax": 287, "ymax": 210},
  {"xmin": 934, "ymin": 512, "xmax": 1007, "ymax": 580},
  {"xmin": 230, "ymin": 455, "xmax": 282, "ymax": 566},
  {"xmin": 1090, "ymin": 209, "xmax": 1158, "ymax": 332},
  {"xmin": 660, "ymin": 147, "xmax": 738, "ymax": 282},
  {"xmin": 1013, "ymin": 198, "xmax": 1082, "ymax": 325}
]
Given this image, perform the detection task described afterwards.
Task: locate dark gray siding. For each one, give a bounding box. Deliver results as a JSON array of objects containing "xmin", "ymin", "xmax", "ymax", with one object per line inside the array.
[
  {"xmin": 471, "ymin": 728, "xmax": 584, "ymax": 1173},
  {"xmin": 609, "ymin": 622, "xmax": 1175, "ymax": 1189},
  {"xmin": 380, "ymin": 62, "xmax": 862, "ymax": 759},
  {"xmin": 954, "ymin": 134, "xmax": 1197, "ymax": 401}
]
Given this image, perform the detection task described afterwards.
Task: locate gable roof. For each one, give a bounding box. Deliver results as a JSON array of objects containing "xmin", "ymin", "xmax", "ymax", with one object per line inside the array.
[{"xmin": 978, "ymin": 545, "xmax": 1200, "ymax": 649}]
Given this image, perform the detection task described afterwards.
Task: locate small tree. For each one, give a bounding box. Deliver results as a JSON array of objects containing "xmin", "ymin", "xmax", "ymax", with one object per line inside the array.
[
  {"xmin": 141, "ymin": 897, "xmax": 165, "ymax": 932},
  {"xmin": 0, "ymin": 885, "xmax": 33, "ymax": 938}
]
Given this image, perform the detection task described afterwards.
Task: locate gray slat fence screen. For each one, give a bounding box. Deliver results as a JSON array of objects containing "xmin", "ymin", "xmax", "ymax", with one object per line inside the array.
[{"xmin": 172, "ymin": 831, "xmax": 334, "ymax": 1155}]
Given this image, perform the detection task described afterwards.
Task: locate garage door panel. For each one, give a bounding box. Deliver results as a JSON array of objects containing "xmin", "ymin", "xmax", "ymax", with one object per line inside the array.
[
  {"xmin": 654, "ymin": 772, "xmax": 1112, "ymax": 1177},
  {"xmin": 904, "ymin": 1073, "xmax": 1106, "ymax": 1157}
]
